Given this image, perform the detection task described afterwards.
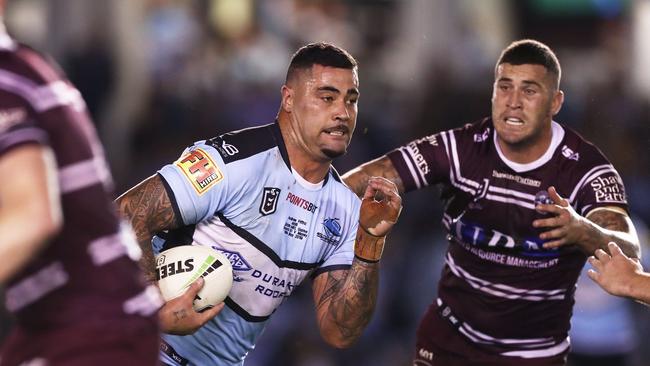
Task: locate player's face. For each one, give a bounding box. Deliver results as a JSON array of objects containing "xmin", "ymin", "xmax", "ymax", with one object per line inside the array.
[
  {"xmin": 285, "ymin": 65, "xmax": 359, "ymax": 161},
  {"xmin": 491, "ymin": 63, "xmax": 563, "ymax": 150}
]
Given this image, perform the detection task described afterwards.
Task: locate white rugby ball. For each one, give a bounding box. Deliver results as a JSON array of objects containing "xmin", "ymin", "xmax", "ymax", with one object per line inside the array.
[{"xmin": 155, "ymin": 245, "xmax": 233, "ymax": 312}]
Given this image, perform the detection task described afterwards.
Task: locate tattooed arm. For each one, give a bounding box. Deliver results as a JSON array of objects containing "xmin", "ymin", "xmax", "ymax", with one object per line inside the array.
[
  {"xmin": 342, "ymin": 156, "xmax": 405, "ymax": 198},
  {"xmin": 534, "ymin": 186, "xmax": 640, "ymax": 258},
  {"xmin": 116, "ymin": 174, "xmax": 222, "ymax": 334},
  {"xmin": 116, "ymin": 174, "xmax": 181, "ymax": 281},
  {"xmin": 581, "ymin": 208, "xmax": 640, "ymax": 258},
  {"xmin": 312, "ymin": 177, "xmax": 401, "ymax": 348}
]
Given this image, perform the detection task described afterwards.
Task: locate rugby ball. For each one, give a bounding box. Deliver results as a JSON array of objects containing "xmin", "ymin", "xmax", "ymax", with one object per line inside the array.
[{"xmin": 155, "ymin": 245, "xmax": 233, "ymax": 312}]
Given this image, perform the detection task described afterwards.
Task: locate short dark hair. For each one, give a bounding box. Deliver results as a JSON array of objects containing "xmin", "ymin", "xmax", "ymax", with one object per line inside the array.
[
  {"xmin": 496, "ymin": 39, "xmax": 561, "ymax": 89},
  {"xmin": 286, "ymin": 42, "xmax": 357, "ymax": 83}
]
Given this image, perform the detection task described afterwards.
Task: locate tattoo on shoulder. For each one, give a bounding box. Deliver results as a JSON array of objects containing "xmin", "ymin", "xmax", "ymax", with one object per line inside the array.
[
  {"xmin": 588, "ymin": 209, "xmax": 630, "ymax": 232},
  {"xmin": 118, "ymin": 175, "xmax": 180, "ymax": 237}
]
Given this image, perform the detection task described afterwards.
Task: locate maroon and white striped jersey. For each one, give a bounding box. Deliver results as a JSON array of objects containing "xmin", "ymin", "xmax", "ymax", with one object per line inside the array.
[
  {"xmin": 388, "ymin": 117, "xmax": 627, "ymax": 359},
  {"xmin": 0, "ymin": 33, "xmax": 160, "ymax": 330}
]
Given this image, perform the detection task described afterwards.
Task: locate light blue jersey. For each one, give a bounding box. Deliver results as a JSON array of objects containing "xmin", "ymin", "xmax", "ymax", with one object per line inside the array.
[{"xmin": 154, "ymin": 122, "xmax": 361, "ymax": 365}]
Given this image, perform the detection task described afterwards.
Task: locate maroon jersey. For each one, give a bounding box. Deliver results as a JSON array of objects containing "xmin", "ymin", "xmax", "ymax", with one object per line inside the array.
[
  {"xmin": 388, "ymin": 118, "xmax": 627, "ymax": 359},
  {"xmin": 0, "ymin": 34, "xmax": 160, "ymax": 336}
]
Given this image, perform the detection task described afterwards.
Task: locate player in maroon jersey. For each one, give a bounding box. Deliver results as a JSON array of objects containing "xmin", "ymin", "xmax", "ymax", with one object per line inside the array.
[
  {"xmin": 343, "ymin": 39, "xmax": 640, "ymax": 365},
  {"xmin": 0, "ymin": 2, "xmax": 161, "ymax": 365}
]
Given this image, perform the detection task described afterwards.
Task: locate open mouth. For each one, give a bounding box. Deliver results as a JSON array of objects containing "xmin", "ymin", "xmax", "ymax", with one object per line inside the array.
[
  {"xmin": 504, "ymin": 117, "xmax": 524, "ymax": 126},
  {"xmin": 323, "ymin": 126, "xmax": 349, "ymax": 137}
]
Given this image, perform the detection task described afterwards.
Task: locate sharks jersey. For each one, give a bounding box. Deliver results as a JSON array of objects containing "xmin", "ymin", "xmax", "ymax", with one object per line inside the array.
[
  {"xmin": 389, "ymin": 118, "xmax": 628, "ymax": 360},
  {"xmin": 155, "ymin": 122, "xmax": 361, "ymax": 365}
]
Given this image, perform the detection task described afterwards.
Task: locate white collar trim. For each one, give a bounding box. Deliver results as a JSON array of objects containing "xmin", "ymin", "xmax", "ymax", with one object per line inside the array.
[
  {"xmin": 291, "ymin": 167, "xmax": 324, "ymax": 191},
  {"xmin": 493, "ymin": 121, "xmax": 565, "ymax": 173}
]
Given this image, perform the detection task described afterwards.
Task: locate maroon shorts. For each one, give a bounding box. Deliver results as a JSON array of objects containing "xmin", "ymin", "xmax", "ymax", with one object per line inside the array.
[
  {"xmin": 413, "ymin": 302, "xmax": 568, "ymax": 366},
  {"xmin": 0, "ymin": 316, "xmax": 159, "ymax": 366}
]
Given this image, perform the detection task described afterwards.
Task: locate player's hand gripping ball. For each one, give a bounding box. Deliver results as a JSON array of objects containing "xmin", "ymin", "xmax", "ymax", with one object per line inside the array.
[{"xmin": 156, "ymin": 245, "xmax": 233, "ymax": 312}]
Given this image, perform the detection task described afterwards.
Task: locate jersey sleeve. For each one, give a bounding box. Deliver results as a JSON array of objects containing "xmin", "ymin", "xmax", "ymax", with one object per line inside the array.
[
  {"xmin": 157, "ymin": 142, "xmax": 232, "ymax": 225},
  {"xmin": 386, "ymin": 131, "xmax": 451, "ymax": 192},
  {"xmin": 0, "ymin": 90, "xmax": 48, "ymax": 156},
  {"xmin": 569, "ymin": 147, "xmax": 628, "ymax": 216},
  {"xmin": 571, "ymin": 162, "xmax": 628, "ymax": 217}
]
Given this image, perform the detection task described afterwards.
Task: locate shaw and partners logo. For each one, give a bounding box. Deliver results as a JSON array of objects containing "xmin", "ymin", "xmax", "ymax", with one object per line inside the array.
[
  {"xmin": 317, "ymin": 218, "xmax": 342, "ymax": 245},
  {"xmin": 590, "ymin": 175, "xmax": 626, "ymax": 203}
]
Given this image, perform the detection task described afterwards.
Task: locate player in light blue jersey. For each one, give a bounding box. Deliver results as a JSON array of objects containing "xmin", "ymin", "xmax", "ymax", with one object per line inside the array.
[{"xmin": 117, "ymin": 42, "xmax": 402, "ymax": 365}]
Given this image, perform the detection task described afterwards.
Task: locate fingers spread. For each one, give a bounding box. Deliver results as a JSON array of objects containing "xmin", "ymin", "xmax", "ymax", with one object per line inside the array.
[
  {"xmin": 588, "ymin": 255, "xmax": 603, "ymax": 271},
  {"xmin": 542, "ymin": 239, "xmax": 565, "ymax": 249},
  {"xmin": 586, "ymin": 269, "xmax": 600, "ymax": 283},
  {"xmin": 533, "ymin": 217, "xmax": 560, "ymax": 229},
  {"xmin": 535, "ymin": 203, "xmax": 563, "ymax": 215},
  {"xmin": 607, "ymin": 242, "xmax": 625, "ymax": 258},
  {"xmin": 539, "ymin": 227, "xmax": 565, "ymax": 241},
  {"xmin": 594, "ymin": 248, "xmax": 610, "ymax": 262},
  {"xmin": 547, "ymin": 186, "xmax": 568, "ymax": 207}
]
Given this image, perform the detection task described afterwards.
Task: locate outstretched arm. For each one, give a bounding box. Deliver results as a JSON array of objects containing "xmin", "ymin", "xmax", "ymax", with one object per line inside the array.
[
  {"xmin": 0, "ymin": 145, "xmax": 62, "ymax": 284},
  {"xmin": 116, "ymin": 174, "xmax": 221, "ymax": 334},
  {"xmin": 588, "ymin": 242, "xmax": 650, "ymax": 305},
  {"xmin": 342, "ymin": 156, "xmax": 405, "ymax": 198},
  {"xmin": 312, "ymin": 177, "xmax": 402, "ymax": 348},
  {"xmin": 533, "ymin": 186, "xmax": 640, "ymax": 258}
]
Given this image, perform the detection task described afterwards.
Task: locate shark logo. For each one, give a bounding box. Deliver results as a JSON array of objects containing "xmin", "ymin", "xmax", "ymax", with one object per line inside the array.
[{"xmin": 317, "ymin": 218, "xmax": 342, "ymax": 245}]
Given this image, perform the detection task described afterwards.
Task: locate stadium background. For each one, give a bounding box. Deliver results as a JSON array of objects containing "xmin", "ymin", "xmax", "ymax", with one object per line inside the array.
[{"xmin": 1, "ymin": 0, "xmax": 649, "ymax": 365}]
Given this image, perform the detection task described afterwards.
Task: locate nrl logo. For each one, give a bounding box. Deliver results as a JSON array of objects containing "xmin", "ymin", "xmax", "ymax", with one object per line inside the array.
[{"xmin": 260, "ymin": 187, "xmax": 281, "ymax": 216}]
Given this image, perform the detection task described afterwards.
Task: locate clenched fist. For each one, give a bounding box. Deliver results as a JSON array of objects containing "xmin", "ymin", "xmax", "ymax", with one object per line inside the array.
[
  {"xmin": 355, "ymin": 177, "xmax": 402, "ymax": 262},
  {"xmin": 359, "ymin": 177, "xmax": 402, "ymax": 236}
]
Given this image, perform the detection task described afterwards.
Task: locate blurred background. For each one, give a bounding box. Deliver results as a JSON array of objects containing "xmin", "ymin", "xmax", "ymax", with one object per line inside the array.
[{"xmin": 1, "ymin": 0, "xmax": 649, "ymax": 365}]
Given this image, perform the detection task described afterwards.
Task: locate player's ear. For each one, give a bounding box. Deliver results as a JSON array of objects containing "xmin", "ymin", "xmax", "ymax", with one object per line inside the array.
[
  {"xmin": 551, "ymin": 90, "xmax": 564, "ymax": 116},
  {"xmin": 281, "ymin": 85, "xmax": 294, "ymax": 113}
]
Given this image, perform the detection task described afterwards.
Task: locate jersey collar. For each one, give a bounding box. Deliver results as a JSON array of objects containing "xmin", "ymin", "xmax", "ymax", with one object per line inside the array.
[
  {"xmin": 493, "ymin": 121, "xmax": 565, "ymax": 173},
  {"xmin": 270, "ymin": 121, "xmax": 291, "ymax": 169}
]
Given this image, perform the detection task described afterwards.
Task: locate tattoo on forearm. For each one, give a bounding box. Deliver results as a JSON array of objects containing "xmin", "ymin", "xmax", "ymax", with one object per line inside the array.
[
  {"xmin": 587, "ymin": 209, "xmax": 638, "ymax": 258},
  {"xmin": 589, "ymin": 210, "xmax": 630, "ymax": 232},
  {"xmin": 344, "ymin": 156, "xmax": 404, "ymax": 198},
  {"xmin": 116, "ymin": 175, "xmax": 180, "ymax": 281},
  {"xmin": 316, "ymin": 260, "xmax": 378, "ymax": 345},
  {"xmin": 378, "ymin": 157, "xmax": 404, "ymax": 193}
]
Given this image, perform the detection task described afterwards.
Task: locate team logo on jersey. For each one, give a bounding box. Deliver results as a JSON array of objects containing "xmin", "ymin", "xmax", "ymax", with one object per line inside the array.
[
  {"xmin": 260, "ymin": 187, "xmax": 281, "ymax": 216},
  {"xmin": 176, "ymin": 148, "xmax": 223, "ymax": 195},
  {"xmin": 534, "ymin": 190, "xmax": 553, "ymax": 214},
  {"xmin": 317, "ymin": 218, "xmax": 342, "ymax": 245}
]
